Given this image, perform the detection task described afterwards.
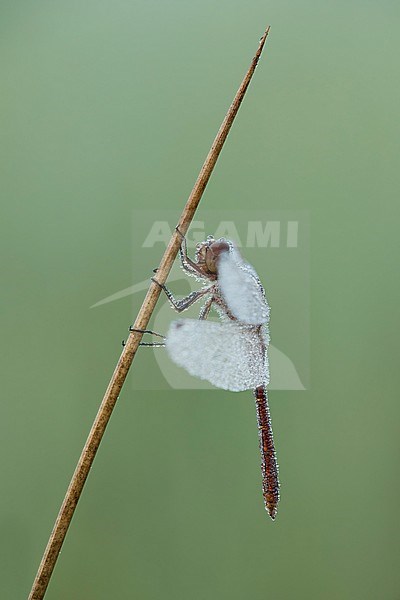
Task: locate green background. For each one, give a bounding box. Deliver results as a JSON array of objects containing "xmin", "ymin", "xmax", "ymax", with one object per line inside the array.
[{"xmin": 1, "ymin": 1, "xmax": 399, "ymax": 599}]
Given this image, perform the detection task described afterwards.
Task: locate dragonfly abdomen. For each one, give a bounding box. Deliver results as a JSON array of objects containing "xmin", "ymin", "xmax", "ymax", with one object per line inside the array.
[{"xmin": 254, "ymin": 385, "xmax": 280, "ymax": 520}]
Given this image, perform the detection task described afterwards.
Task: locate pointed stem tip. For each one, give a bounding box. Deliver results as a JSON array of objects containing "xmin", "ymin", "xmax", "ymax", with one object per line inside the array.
[{"xmin": 256, "ymin": 26, "xmax": 271, "ymax": 60}]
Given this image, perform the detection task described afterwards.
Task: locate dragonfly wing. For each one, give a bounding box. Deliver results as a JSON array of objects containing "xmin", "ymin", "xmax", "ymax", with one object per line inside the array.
[
  {"xmin": 218, "ymin": 248, "xmax": 270, "ymax": 325},
  {"xmin": 166, "ymin": 319, "xmax": 268, "ymax": 392}
]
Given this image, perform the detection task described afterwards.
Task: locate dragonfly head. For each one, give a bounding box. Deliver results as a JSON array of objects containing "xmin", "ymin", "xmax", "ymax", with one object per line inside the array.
[{"xmin": 195, "ymin": 236, "xmax": 231, "ymax": 276}]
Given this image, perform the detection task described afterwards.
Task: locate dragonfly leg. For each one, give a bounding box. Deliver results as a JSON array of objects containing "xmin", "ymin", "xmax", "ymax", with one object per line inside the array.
[
  {"xmin": 152, "ymin": 277, "xmax": 213, "ymax": 313},
  {"xmin": 129, "ymin": 327, "xmax": 165, "ymax": 338},
  {"xmin": 211, "ymin": 294, "xmax": 236, "ymax": 321},
  {"xmin": 175, "ymin": 225, "xmax": 185, "ymax": 240},
  {"xmin": 198, "ymin": 297, "xmax": 214, "ymax": 320},
  {"xmin": 153, "ymin": 231, "xmax": 200, "ymax": 279},
  {"xmin": 129, "ymin": 327, "xmax": 166, "ymax": 347},
  {"xmin": 175, "ymin": 227, "xmax": 205, "ymax": 278}
]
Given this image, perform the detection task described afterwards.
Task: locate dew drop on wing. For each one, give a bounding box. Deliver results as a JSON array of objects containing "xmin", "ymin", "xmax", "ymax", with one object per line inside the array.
[
  {"xmin": 166, "ymin": 319, "xmax": 268, "ymax": 392},
  {"xmin": 217, "ymin": 247, "xmax": 270, "ymax": 325}
]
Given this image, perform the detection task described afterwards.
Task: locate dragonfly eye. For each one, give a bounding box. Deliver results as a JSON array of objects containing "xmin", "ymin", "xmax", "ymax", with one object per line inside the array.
[{"xmin": 209, "ymin": 240, "xmax": 231, "ymax": 256}]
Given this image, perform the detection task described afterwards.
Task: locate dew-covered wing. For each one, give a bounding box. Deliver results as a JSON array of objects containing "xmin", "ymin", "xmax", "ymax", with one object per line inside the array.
[
  {"xmin": 166, "ymin": 319, "xmax": 269, "ymax": 392},
  {"xmin": 217, "ymin": 248, "xmax": 270, "ymax": 325}
]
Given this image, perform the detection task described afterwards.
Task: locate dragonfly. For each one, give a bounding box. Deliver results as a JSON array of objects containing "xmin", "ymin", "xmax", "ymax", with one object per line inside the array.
[{"xmin": 135, "ymin": 232, "xmax": 280, "ymax": 519}]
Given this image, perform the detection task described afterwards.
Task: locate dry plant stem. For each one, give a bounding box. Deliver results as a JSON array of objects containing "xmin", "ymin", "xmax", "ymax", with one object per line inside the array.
[{"xmin": 28, "ymin": 26, "xmax": 270, "ymax": 600}]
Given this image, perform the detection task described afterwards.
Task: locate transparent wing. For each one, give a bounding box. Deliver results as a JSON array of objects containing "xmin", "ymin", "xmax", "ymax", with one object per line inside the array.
[
  {"xmin": 166, "ymin": 319, "xmax": 269, "ymax": 392},
  {"xmin": 217, "ymin": 248, "xmax": 270, "ymax": 325}
]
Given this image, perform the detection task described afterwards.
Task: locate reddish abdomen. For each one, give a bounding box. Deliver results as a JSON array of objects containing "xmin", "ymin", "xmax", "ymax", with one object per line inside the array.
[{"xmin": 254, "ymin": 385, "xmax": 280, "ymax": 519}]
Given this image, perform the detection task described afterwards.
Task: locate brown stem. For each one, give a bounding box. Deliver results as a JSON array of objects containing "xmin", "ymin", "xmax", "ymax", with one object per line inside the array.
[{"xmin": 28, "ymin": 26, "xmax": 271, "ymax": 600}]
